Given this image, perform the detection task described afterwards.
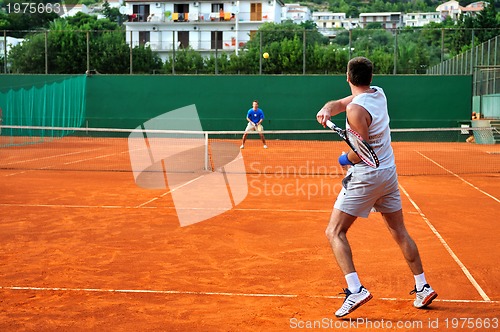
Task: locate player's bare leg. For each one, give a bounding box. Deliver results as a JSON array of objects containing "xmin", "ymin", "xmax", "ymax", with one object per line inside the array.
[
  {"xmin": 240, "ymin": 133, "xmax": 248, "ymax": 148},
  {"xmin": 259, "ymin": 134, "xmax": 267, "ymax": 148},
  {"xmin": 381, "ymin": 209, "xmax": 423, "ymax": 275},
  {"xmin": 325, "ymin": 209, "xmax": 357, "ymax": 274},
  {"xmin": 382, "ymin": 209, "xmax": 437, "ymax": 308},
  {"xmin": 326, "ymin": 209, "xmax": 372, "ymax": 317}
]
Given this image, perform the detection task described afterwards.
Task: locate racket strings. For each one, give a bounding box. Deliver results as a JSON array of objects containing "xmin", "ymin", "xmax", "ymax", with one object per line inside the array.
[{"xmin": 346, "ymin": 130, "xmax": 379, "ymax": 168}]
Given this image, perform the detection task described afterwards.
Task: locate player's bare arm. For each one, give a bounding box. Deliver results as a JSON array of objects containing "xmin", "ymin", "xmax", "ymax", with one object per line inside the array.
[
  {"xmin": 345, "ymin": 103, "xmax": 372, "ymax": 164},
  {"xmin": 316, "ymin": 95, "xmax": 355, "ymax": 126}
]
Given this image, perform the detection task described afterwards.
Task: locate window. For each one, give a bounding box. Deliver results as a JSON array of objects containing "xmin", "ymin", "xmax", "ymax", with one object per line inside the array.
[
  {"xmin": 211, "ymin": 31, "xmax": 222, "ymax": 50},
  {"xmin": 174, "ymin": 4, "xmax": 189, "ymax": 21},
  {"xmin": 139, "ymin": 31, "xmax": 150, "ymax": 46},
  {"xmin": 178, "ymin": 31, "xmax": 189, "ymax": 49},
  {"xmin": 212, "ymin": 3, "xmax": 223, "ymax": 12},
  {"xmin": 250, "ymin": 3, "xmax": 262, "ymax": 21},
  {"xmin": 133, "ymin": 4, "xmax": 150, "ymax": 22}
]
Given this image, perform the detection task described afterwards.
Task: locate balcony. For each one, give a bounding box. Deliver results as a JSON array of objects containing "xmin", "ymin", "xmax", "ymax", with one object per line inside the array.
[{"xmin": 128, "ymin": 11, "xmax": 272, "ymax": 23}]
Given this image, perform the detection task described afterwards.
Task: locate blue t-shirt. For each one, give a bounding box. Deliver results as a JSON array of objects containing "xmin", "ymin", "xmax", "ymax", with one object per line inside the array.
[{"xmin": 247, "ymin": 108, "xmax": 264, "ymax": 124}]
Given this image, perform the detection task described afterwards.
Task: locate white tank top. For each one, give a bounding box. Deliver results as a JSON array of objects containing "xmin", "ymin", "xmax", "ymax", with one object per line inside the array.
[{"xmin": 347, "ymin": 86, "xmax": 395, "ymax": 170}]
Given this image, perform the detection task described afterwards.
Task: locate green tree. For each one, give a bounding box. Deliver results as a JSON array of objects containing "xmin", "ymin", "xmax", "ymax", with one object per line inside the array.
[
  {"xmin": 0, "ymin": 0, "xmax": 59, "ymax": 37},
  {"xmin": 164, "ymin": 47, "xmax": 204, "ymax": 74},
  {"xmin": 474, "ymin": 0, "xmax": 499, "ymax": 42},
  {"xmin": 102, "ymin": 0, "xmax": 128, "ymax": 25},
  {"xmin": 8, "ymin": 13, "xmax": 161, "ymax": 74}
]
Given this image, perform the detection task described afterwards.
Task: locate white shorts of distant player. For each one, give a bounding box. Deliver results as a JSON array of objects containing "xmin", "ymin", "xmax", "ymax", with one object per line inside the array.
[
  {"xmin": 334, "ymin": 165, "xmax": 402, "ymax": 218},
  {"xmin": 245, "ymin": 122, "xmax": 263, "ymax": 132}
]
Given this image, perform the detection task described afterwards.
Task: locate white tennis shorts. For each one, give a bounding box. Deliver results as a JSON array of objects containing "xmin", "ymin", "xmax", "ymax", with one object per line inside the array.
[
  {"xmin": 245, "ymin": 123, "xmax": 263, "ymax": 132},
  {"xmin": 334, "ymin": 165, "xmax": 402, "ymax": 218}
]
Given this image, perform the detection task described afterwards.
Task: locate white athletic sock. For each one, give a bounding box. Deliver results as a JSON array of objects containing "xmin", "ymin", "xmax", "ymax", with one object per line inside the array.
[
  {"xmin": 345, "ymin": 272, "xmax": 362, "ymax": 293},
  {"xmin": 414, "ymin": 272, "xmax": 427, "ymax": 291}
]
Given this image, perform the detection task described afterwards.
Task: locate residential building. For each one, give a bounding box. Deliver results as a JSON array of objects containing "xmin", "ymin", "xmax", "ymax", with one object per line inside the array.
[
  {"xmin": 0, "ymin": 36, "xmax": 23, "ymax": 55},
  {"xmin": 60, "ymin": 4, "xmax": 89, "ymax": 18},
  {"xmin": 312, "ymin": 12, "xmax": 347, "ymax": 38},
  {"xmin": 436, "ymin": 0, "xmax": 461, "ymax": 20},
  {"xmin": 281, "ymin": 3, "xmax": 311, "ymax": 24},
  {"xmin": 403, "ymin": 12, "xmax": 441, "ymax": 27},
  {"xmin": 461, "ymin": 1, "xmax": 486, "ymax": 18},
  {"xmin": 358, "ymin": 12, "xmax": 402, "ymax": 30},
  {"xmin": 123, "ymin": 0, "xmax": 284, "ymax": 60}
]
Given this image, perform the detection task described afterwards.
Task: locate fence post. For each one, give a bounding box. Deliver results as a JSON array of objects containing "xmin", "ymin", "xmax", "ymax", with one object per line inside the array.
[
  {"xmin": 172, "ymin": 30, "xmax": 175, "ymax": 74},
  {"xmin": 86, "ymin": 31, "xmax": 90, "ymax": 73},
  {"xmin": 348, "ymin": 29, "xmax": 352, "ymax": 59},
  {"xmin": 3, "ymin": 31, "xmax": 6, "ymax": 73},
  {"xmin": 45, "ymin": 31, "xmax": 48, "ymax": 74},
  {"xmin": 303, "ymin": 30, "xmax": 306, "ymax": 75},
  {"xmin": 129, "ymin": 30, "xmax": 133, "ymax": 74},
  {"xmin": 259, "ymin": 31, "xmax": 262, "ymax": 75},
  {"xmin": 215, "ymin": 31, "xmax": 219, "ymax": 75},
  {"xmin": 393, "ymin": 28, "xmax": 398, "ymax": 75},
  {"xmin": 470, "ymin": 29, "xmax": 474, "ymax": 74},
  {"xmin": 440, "ymin": 29, "xmax": 444, "ymax": 75}
]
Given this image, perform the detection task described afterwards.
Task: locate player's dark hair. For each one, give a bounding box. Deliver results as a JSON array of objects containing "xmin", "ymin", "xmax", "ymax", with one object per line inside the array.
[{"xmin": 347, "ymin": 57, "xmax": 373, "ymax": 86}]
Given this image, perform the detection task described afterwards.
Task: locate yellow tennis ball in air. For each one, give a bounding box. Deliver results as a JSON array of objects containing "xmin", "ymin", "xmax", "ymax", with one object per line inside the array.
[{"xmin": 263, "ymin": 52, "xmax": 269, "ymax": 59}]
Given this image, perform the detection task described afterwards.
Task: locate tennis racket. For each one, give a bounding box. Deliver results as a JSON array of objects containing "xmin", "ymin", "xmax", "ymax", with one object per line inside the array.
[{"xmin": 326, "ymin": 120, "xmax": 379, "ymax": 168}]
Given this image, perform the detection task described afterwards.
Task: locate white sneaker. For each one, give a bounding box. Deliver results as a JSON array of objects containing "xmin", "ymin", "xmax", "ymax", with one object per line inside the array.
[
  {"xmin": 240, "ymin": 144, "xmax": 244, "ymax": 149},
  {"xmin": 410, "ymin": 284, "xmax": 437, "ymax": 308},
  {"xmin": 335, "ymin": 286, "xmax": 372, "ymax": 318},
  {"xmin": 263, "ymin": 145, "xmax": 268, "ymax": 149}
]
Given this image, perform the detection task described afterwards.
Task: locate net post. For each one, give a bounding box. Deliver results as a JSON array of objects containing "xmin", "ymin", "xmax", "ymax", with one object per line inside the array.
[{"xmin": 204, "ymin": 131, "xmax": 209, "ymax": 171}]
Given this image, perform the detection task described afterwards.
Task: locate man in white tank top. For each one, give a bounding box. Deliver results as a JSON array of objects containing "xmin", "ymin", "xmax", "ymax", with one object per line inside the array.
[{"xmin": 316, "ymin": 57, "xmax": 437, "ymax": 318}]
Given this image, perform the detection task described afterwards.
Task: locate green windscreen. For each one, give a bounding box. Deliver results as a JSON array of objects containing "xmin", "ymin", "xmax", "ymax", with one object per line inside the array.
[{"xmin": 0, "ymin": 75, "xmax": 87, "ymax": 138}]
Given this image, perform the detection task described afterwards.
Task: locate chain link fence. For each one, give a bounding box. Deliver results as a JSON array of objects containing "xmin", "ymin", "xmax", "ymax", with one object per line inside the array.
[{"xmin": 1, "ymin": 28, "xmax": 499, "ymax": 76}]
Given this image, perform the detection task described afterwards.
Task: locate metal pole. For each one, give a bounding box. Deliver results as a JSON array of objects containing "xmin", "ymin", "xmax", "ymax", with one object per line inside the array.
[
  {"xmin": 86, "ymin": 31, "xmax": 90, "ymax": 73},
  {"xmin": 440, "ymin": 28, "xmax": 444, "ymax": 75},
  {"xmin": 3, "ymin": 31, "xmax": 6, "ymax": 73},
  {"xmin": 470, "ymin": 29, "xmax": 474, "ymax": 74},
  {"xmin": 393, "ymin": 29, "xmax": 397, "ymax": 75},
  {"xmin": 235, "ymin": 1, "xmax": 240, "ymax": 56},
  {"xmin": 259, "ymin": 31, "xmax": 262, "ymax": 75},
  {"xmin": 215, "ymin": 31, "xmax": 218, "ymax": 75},
  {"xmin": 348, "ymin": 29, "xmax": 352, "ymax": 59},
  {"xmin": 129, "ymin": 30, "xmax": 133, "ymax": 74},
  {"xmin": 303, "ymin": 30, "xmax": 306, "ymax": 75},
  {"xmin": 45, "ymin": 31, "xmax": 48, "ymax": 74},
  {"xmin": 172, "ymin": 30, "xmax": 175, "ymax": 74}
]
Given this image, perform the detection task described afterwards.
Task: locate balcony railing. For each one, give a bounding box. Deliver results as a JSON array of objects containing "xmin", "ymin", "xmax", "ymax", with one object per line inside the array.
[{"xmin": 129, "ymin": 11, "xmax": 271, "ymax": 23}]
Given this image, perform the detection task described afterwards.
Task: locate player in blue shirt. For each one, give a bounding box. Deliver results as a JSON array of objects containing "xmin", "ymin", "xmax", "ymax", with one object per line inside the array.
[{"xmin": 240, "ymin": 100, "xmax": 267, "ymax": 149}]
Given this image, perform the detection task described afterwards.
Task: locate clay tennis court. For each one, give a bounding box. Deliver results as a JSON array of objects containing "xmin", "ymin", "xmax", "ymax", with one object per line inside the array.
[{"xmin": 0, "ymin": 133, "xmax": 499, "ymax": 331}]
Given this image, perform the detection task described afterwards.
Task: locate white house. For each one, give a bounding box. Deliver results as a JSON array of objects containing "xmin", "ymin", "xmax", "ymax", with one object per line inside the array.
[
  {"xmin": 60, "ymin": 4, "xmax": 89, "ymax": 18},
  {"xmin": 123, "ymin": 0, "xmax": 284, "ymax": 60},
  {"xmin": 403, "ymin": 12, "xmax": 441, "ymax": 27},
  {"xmin": 281, "ymin": 4, "xmax": 311, "ymax": 24},
  {"xmin": 312, "ymin": 12, "xmax": 347, "ymax": 38},
  {"xmin": 0, "ymin": 36, "xmax": 23, "ymax": 55},
  {"xmin": 358, "ymin": 12, "xmax": 403, "ymax": 30},
  {"xmin": 436, "ymin": 0, "xmax": 461, "ymax": 20},
  {"xmin": 461, "ymin": 1, "xmax": 486, "ymax": 17}
]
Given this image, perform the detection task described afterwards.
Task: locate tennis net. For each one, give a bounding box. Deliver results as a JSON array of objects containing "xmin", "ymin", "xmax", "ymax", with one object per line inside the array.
[{"xmin": 1, "ymin": 125, "xmax": 499, "ymax": 176}]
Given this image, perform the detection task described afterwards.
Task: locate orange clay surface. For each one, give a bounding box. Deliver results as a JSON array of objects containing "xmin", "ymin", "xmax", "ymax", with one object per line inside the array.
[{"xmin": 0, "ymin": 139, "xmax": 499, "ymax": 331}]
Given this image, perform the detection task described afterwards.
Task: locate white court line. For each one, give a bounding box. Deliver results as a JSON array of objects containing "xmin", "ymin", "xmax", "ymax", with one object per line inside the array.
[
  {"xmin": 135, "ymin": 156, "xmax": 245, "ymax": 208},
  {"xmin": 416, "ymin": 151, "xmax": 499, "ymax": 203},
  {"xmin": 0, "ymin": 286, "xmax": 496, "ymax": 304},
  {"xmin": 399, "ymin": 183, "xmax": 491, "ymax": 302},
  {"xmin": 2, "ymin": 147, "xmax": 112, "ymax": 177},
  {"xmin": 0, "ymin": 203, "xmax": 331, "ymax": 213},
  {"xmin": 135, "ymin": 174, "xmax": 206, "ymax": 208}
]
